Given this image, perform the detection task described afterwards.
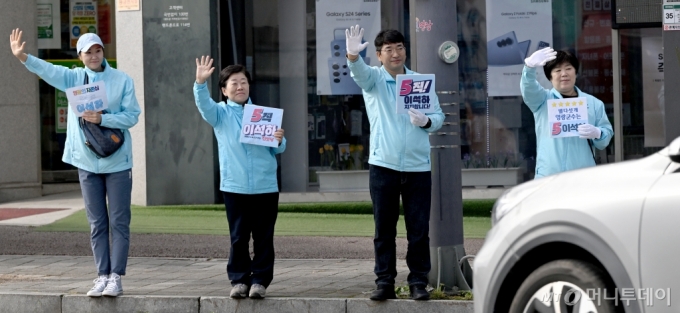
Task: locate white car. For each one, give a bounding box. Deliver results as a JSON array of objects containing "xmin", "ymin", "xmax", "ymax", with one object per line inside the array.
[{"xmin": 474, "ymin": 137, "xmax": 680, "ymax": 313}]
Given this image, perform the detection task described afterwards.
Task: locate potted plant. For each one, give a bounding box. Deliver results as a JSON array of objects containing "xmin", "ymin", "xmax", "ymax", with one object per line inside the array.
[{"xmin": 309, "ymin": 144, "xmax": 336, "ymax": 184}]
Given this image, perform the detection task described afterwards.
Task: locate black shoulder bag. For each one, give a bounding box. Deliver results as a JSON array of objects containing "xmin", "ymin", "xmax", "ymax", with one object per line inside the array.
[{"xmin": 78, "ymin": 75, "xmax": 125, "ymax": 158}]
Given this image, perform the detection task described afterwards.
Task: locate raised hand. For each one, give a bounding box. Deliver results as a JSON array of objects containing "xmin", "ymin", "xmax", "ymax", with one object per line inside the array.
[
  {"xmin": 524, "ymin": 47, "xmax": 557, "ymax": 68},
  {"xmin": 195, "ymin": 55, "xmax": 215, "ymax": 84},
  {"xmin": 9, "ymin": 28, "xmax": 28, "ymax": 62},
  {"xmin": 345, "ymin": 25, "xmax": 369, "ymax": 56}
]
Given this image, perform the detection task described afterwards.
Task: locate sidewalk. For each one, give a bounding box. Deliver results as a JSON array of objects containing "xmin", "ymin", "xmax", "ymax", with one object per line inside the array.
[
  {"xmin": 0, "ymin": 192, "xmax": 476, "ymax": 312},
  {"xmin": 0, "ymin": 255, "xmax": 473, "ymax": 313},
  {"xmin": 0, "ymin": 191, "xmax": 84, "ymax": 226},
  {"xmin": 0, "ymin": 255, "xmax": 396, "ymax": 298}
]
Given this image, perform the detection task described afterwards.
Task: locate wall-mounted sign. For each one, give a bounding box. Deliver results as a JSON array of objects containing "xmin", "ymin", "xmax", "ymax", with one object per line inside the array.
[
  {"xmin": 613, "ymin": 0, "xmax": 662, "ymax": 29},
  {"xmin": 415, "ymin": 17, "xmax": 433, "ymax": 32},
  {"xmin": 56, "ymin": 91, "xmax": 68, "ymax": 133},
  {"xmin": 641, "ymin": 30, "xmax": 665, "ymax": 146},
  {"xmin": 663, "ymin": 0, "xmax": 680, "ymax": 31},
  {"xmin": 315, "ymin": 0, "xmax": 381, "ymax": 95},
  {"xmin": 117, "ymin": 0, "xmax": 140, "ymax": 11},
  {"xmin": 70, "ymin": 0, "xmax": 98, "ymax": 49},
  {"xmin": 486, "ymin": 0, "xmax": 553, "ymax": 96},
  {"xmin": 161, "ymin": 5, "xmax": 191, "ymax": 29},
  {"xmin": 37, "ymin": 0, "xmax": 62, "ymax": 49}
]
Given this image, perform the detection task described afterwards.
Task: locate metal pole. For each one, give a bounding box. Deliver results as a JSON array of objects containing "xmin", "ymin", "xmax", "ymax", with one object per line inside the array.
[
  {"xmin": 227, "ymin": 0, "xmax": 238, "ymax": 65},
  {"xmin": 611, "ymin": 28, "xmax": 623, "ymax": 162},
  {"xmin": 410, "ymin": 0, "xmax": 472, "ymax": 291}
]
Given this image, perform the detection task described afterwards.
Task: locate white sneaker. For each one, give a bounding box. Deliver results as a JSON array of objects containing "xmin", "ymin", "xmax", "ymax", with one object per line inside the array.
[
  {"xmin": 102, "ymin": 273, "xmax": 123, "ymax": 297},
  {"xmin": 86, "ymin": 275, "xmax": 109, "ymax": 297},
  {"xmin": 249, "ymin": 284, "xmax": 266, "ymax": 299},
  {"xmin": 230, "ymin": 283, "xmax": 248, "ymax": 298}
]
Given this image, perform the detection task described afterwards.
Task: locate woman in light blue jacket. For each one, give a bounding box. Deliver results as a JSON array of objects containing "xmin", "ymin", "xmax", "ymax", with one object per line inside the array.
[
  {"xmin": 521, "ymin": 48, "xmax": 613, "ymax": 178},
  {"xmin": 10, "ymin": 29, "xmax": 140, "ymax": 297},
  {"xmin": 193, "ymin": 56, "xmax": 286, "ymax": 299}
]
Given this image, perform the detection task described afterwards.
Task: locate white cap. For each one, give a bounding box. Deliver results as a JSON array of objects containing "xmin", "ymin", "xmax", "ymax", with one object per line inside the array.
[{"xmin": 76, "ymin": 33, "xmax": 104, "ymax": 53}]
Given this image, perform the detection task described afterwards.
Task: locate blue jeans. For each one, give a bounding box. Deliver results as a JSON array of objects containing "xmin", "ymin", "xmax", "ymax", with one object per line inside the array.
[
  {"xmin": 369, "ymin": 165, "xmax": 431, "ymax": 287},
  {"xmin": 78, "ymin": 168, "xmax": 132, "ymax": 276},
  {"xmin": 223, "ymin": 192, "xmax": 279, "ymax": 288}
]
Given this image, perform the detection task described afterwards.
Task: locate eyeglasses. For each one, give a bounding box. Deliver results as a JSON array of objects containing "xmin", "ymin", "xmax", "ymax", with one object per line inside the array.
[{"xmin": 379, "ymin": 45, "xmax": 405, "ymax": 55}]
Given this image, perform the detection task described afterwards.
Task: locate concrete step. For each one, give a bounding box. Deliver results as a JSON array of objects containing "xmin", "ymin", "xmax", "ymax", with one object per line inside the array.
[{"xmin": 0, "ymin": 293, "xmax": 474, "ymax": 313}]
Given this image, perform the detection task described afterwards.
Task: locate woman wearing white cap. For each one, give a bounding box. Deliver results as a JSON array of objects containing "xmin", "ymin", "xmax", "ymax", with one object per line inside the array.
[{"xmin": 9, "ymin": 29, "xmax": 141, "ymax": 297}]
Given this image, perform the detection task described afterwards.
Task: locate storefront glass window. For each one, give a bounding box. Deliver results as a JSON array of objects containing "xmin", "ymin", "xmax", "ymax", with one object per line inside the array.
[
  {"xmin": 304, "ymin": 1, "xmax": 409, "ymax": 186},
  {"xmin": 619, "ymin": 28, "xmax": 665, "ymax": 159},
  {"xmin": 459, "ymin": 0, "xmax": 622, "ymax": 182}
]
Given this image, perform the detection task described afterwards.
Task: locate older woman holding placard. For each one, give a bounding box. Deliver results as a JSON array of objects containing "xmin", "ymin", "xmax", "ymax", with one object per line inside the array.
[{"xmin": 193, "ymin": 56, "xmax": 285, "ymax": 299}]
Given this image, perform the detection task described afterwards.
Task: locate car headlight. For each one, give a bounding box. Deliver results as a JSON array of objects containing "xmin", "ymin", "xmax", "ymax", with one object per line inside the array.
[{"xmin": 492, "ymin": 175, "xmax": 556, "ymax": 226}]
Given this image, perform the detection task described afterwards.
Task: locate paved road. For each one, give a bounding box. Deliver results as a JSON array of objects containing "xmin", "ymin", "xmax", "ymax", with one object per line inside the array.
[{"xmin": 0, "ymin": 226, "xmax": 483, "ymax": 259}]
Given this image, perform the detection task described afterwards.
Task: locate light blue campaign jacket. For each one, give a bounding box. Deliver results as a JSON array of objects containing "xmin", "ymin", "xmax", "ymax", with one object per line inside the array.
[
  {"xmin": 347, "ymin": 57, "xmax": 445, "ymax": 172},
  {"xmin": 521, "ymin": 66, "xmax": 613, "ymax": 178},
  {"xmin": 24, "ymin": 55, "xmax": 141, "ymax": 174},
  {"xmin": 193, "ymin": 82, "xmax": 286, "ymax": 194}
]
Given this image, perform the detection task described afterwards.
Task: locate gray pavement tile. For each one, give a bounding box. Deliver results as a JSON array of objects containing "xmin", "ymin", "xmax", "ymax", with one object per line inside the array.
[
  {"xmin": 200, "ymin": 288, "xmax": 229, "ymax": 295},
  {"xmin": 0, "ymin": 255, "xmax": 473, "ymax": 306},
  {"xmin": 0, "ymin": 282, "xmax": 46, "ymax": 290},
  {"xmin": 10, "ymin": 263, "xmax": 40, "ymax": 272},
  {"xmin": 0, "ymin": 255, "xmax": 26, "ymax": 262}
]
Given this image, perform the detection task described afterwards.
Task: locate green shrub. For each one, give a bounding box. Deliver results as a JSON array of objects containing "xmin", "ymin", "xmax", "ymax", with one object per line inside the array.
[{"xmin": 133, "ymin": 199, "xmax": 495, "ymax": 217}]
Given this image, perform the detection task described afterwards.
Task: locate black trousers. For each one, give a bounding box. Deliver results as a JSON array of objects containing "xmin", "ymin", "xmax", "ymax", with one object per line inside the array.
[
  {"xmin": 369, "ymin": 165, "xmax": 431, "ymax": 287},
  {"xmin": 223, "ymin": 191, "xmax": 279, "ymax": 287}
]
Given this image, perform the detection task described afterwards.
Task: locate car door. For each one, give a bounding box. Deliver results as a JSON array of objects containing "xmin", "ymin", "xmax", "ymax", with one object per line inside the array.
[{"xmin": 639, "ymin": 161, "xmax": 680, "ymax": 313}]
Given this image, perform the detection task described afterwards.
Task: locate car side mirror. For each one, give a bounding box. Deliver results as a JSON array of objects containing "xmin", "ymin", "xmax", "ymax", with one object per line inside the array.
[{"xmin": 669, "ymin": 137, "xmax": 680, "ymax": 163}]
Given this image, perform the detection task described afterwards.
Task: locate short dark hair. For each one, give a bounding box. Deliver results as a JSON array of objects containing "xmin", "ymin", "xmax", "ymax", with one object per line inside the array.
[
  {"xmin": 219, "ymin": 64, "xmax": 251, "ymax": 89},
  {"xmin": 374, "ymin": 29, "xmax": 405, "ymax": 51},
  {"xmin": 543, "ymin": 50, "xmax": 579, "ymax": 81}
]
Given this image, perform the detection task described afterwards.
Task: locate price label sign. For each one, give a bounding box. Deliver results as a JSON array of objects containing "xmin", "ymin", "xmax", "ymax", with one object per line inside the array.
[{"xmin": 663, "ymin": 1, "xmax": 680, "ymax": 31}]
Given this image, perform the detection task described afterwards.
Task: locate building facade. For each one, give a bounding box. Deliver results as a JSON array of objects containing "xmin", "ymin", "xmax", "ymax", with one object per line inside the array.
[{"xmin": 1, "ymin": 0, "xmax": 677, "ymax": 205}]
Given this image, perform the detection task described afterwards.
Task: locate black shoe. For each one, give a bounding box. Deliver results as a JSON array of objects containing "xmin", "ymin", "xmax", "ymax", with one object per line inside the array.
[
  {"xmin": 370, "ymin": 284, "xmax": 397, "ymax": 301},
  {"xmin": 410, "ymin": 284, "xmax": 430, "ymax": 300}
]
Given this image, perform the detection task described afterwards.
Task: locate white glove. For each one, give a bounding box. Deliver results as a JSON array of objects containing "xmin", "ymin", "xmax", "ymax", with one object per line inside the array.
[
  {"xmin": 578, "ymin": 124, "xmax": 601, "ymax": 139},
  {"xmin": 524, "ymin": 47, "xmax": 557, "ymax": 68},
  {"xmin": 345, "ymin": 25, "xmax": 369, "ymax": 56},
  {"xmin": 408, "ymin": 108, "xmax": 429, "ymax": 127}
]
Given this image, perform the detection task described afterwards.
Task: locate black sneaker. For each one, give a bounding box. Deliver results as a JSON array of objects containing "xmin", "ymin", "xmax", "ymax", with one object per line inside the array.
[
  {"xmin": 370, "ymin": 284, "xmax": 397, "ymax": 301},
  {"xmin": 409, "ymin": 284, "xmax": 430, "ymax": 300}
]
